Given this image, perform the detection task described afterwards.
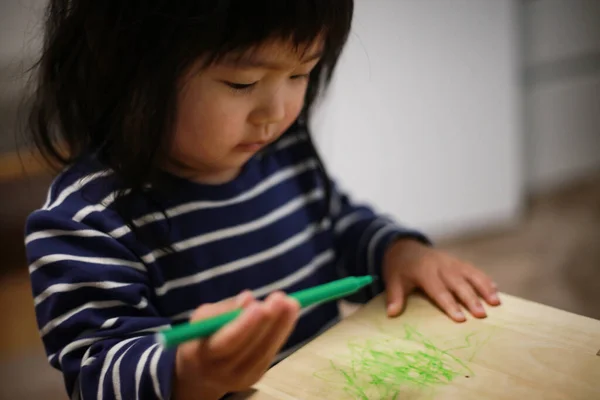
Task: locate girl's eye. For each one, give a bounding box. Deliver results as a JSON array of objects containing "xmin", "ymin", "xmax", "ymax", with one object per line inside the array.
[
  {"xmin": 223, "ymin": 81, "xmax": 256, "ymax": 92},
  {"xmin": 290, "ymin": 73, "xmax": 310, "ymax": 81},
  {"xmin": 222, "ymin": 74, "xmax": 309, "ymax": 93}
]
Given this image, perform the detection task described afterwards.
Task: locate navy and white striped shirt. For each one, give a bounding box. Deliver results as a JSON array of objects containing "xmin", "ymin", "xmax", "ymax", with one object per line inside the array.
[{"xmin": 25, "ymin": 130, "xmax": 430, "ymax": 400}]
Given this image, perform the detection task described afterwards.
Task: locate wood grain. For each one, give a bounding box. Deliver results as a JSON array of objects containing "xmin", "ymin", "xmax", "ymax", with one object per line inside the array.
[{"xmin": 232, "ymin": 293, "xmax": 600, "ymax": 400}]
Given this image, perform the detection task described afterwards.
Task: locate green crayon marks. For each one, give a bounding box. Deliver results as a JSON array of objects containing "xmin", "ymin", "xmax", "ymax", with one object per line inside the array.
[{"xmin": 314, "ymin": 324, "xmax": 495, "ymax": 400}]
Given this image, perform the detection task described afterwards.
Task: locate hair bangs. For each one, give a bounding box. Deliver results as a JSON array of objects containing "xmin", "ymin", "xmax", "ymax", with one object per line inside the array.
[{"xmin": 172, "ymin": 0, "xmax": 352, "ymax": 71}]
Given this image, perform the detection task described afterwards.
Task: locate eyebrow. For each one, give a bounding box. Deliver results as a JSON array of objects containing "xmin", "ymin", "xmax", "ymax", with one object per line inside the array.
[{"xmin": 222, "ymin": 50, "xmax": 324, "ymax": 70}]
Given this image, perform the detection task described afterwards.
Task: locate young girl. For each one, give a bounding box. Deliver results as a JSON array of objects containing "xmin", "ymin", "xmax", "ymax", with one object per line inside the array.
[{"xmin": 24, "ymin": 1, "xmax": 500, "ymax": 399}]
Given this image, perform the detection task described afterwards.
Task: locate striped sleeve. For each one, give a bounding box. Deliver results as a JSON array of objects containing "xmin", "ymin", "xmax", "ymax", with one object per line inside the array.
[
  {"xmin": 329, "ymin": 181, "xmax": 432, "ymax": 299},
  {"xmin": 25, "ymin": 212, "xmax": 176, "ymax": 400}
]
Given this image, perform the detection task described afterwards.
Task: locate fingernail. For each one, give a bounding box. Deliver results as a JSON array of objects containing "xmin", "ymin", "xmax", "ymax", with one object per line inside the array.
[
  {"xmin": 236, "ymin": 291, "xmax": 252, "ymax": 306},
  {"xmin": 454, "ymin": 310, "xmax": 465, "ymax": 320},
  {"xmin": 489, "ymin": 293, "xmax": 499, "ymax": 303}
]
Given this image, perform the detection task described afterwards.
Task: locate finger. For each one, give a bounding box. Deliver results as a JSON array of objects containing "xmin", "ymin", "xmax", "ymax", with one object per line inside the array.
[
  {"xmin": 239, "ymin": 298, "xmax": 298, "ymax": 377},
  {"xmin": 440, "ymin": 270, "xmax": 487, "ymax": 319},
  {"xmin": 465, "ymin": 269, "xmax": 501, "ymax": 306},
  {"xmin": 421, "ymin": 272, "xmax": 466, "ymax": 322},
  {"xmin": 237, "ymin": 290, "xmax": 256, "ymax": 308},
  {"xmin": 190, "ymin": 290, "xmax": 254, "ymax": 322},
  {"xmin": 385, "ymin": 281, "xmax": 405, "ymax": 318},
  {"xmin": 246, "ymin": 293, "xmax": 298, "ymax": 362},
  {"xmin": 234, "ymin": 293, "xmax": 299, "ymax": 374},
  {"xmin": 223, "ymin": 295, "xmax": 282, "ymax": 364},
  {"xmin": 204, "ymin": 300, "xmax": 268, "ymax": 360},
  {"xmin": 260, "ymin": 293, "xmax": 299, "ymax": 354}
]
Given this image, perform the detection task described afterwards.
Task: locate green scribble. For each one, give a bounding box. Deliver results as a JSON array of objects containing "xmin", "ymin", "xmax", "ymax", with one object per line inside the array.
[
  {"xmin": 314, "ymin": 324, "xmax": 495, "ymax": 399},
  {"xmin": 442, "ymin": 327, "xmax": 496, "ymax": 362}
]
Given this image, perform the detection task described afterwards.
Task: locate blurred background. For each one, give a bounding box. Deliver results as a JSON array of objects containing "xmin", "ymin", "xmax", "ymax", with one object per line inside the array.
[{"xmin": 1, "ymin": 0, "xmax": 599, "ymax": 399}]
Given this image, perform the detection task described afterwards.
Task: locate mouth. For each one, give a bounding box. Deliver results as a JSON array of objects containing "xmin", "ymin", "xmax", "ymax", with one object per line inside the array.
[{"xmin": 235, "ymin": 141, "xmax": 268, "ymax": 152}]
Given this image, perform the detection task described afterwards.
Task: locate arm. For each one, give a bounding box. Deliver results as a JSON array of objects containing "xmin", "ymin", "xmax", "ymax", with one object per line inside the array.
[
  {"xmin": 25, "ymin": 212, "xmax": 176, "ymax": 400},
  {"xmin": 329, "ymin": 180, "xmax": 432, "ymax": 300}
]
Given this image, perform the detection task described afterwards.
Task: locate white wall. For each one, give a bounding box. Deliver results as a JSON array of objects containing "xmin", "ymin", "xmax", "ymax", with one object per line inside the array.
[
  {"xmin": 524, "ymin": 0, "xmax": 600, "ymax": 192},
  {"xmin": 312, "ymin": 0, "xmax": 524, "ymax": 240}
]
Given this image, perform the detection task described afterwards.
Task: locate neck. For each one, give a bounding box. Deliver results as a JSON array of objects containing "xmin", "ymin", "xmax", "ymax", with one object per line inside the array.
[{"xmin": 163, "ymin": 158, "xmax": 242, "ymax": 185}]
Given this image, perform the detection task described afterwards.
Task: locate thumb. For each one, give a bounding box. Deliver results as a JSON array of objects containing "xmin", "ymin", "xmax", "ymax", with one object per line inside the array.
[
  {"xmin": 385, "ymin": 283, "xmax": 405, "ymax": 318},
  {"xmin": 190, "ymin": 290, "xmax": 254, "ymax": 322}
]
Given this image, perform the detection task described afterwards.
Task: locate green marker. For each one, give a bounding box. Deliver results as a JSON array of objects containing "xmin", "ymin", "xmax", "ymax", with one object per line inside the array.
[{"xmin": 155, "ymin": 275, "xmax": 375, "ymax": 349}]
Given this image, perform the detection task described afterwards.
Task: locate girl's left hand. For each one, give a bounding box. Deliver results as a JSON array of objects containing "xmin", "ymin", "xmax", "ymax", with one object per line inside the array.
[{"xmin": 382, "ymin": 239, "xmax": 501, "ymax": 322}]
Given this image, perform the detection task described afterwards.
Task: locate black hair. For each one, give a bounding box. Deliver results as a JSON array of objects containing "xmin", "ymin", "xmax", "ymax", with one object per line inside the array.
[{"xmin": 26, "ymin": 0, "xmax": 353, "ymax": 248}]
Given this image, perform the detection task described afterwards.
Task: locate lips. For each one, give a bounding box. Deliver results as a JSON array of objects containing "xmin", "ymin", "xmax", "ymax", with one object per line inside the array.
[
  {"xmin": 236, "ymin": 142, "xmax": 267, "ymax": 152},
  {"xmin": 240, "ymin": 141, "xmax": 267, "ymax": 146}
]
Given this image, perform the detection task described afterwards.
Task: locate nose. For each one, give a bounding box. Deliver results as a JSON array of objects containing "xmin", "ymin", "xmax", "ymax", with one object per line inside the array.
[{"xmin": 250, "ymin": 90, "xmax": 286, "ymax": 126}]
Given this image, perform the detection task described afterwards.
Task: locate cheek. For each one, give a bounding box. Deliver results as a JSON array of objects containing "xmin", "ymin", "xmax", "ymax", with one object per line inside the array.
[
  {"xmin": 289, "ymin": 92, "xmax": 305, "ymax": 115},
  {"xmin": 173, "ymin": 90, "xmax": 247, "ymax": 155},
  {"xmin": 282, "ymin": 89, "xmax": 306, "ymax": 128}
]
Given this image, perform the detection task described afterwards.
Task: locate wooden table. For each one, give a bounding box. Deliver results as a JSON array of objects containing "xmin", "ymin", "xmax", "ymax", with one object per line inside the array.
[{"xmin": 231, "ymin": 292, "xmax": 600, "ymax": 400}]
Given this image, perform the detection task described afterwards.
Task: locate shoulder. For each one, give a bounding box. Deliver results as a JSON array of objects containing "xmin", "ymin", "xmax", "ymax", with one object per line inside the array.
[
  {"xmin": 23, "ymin": 158, "xmax": 151, "ymax": 273},
  {"xmin": 25, "ymin": 157, "xmax": 122, "ymax": 239}
]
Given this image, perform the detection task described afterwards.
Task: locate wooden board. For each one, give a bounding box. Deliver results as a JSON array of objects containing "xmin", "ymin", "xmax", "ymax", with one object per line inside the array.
[
  {"xmin": 231, "ymin": 292, "xmax": 600, "ymax": 400},
  {"xmin": 0, "ymin": 149, "xmax": 52, "ymax": 182}
]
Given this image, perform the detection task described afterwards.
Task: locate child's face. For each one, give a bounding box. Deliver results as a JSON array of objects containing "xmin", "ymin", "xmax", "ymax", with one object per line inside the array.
[{"xmin": 167, "ymin": 39, "xmax": 323, "ymax": 184}]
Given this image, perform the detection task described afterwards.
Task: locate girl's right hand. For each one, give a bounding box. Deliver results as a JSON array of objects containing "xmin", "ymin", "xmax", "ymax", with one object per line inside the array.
[{"xmin": 172, "ymin": 290, "xmax": 300, "ymax": 400}]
